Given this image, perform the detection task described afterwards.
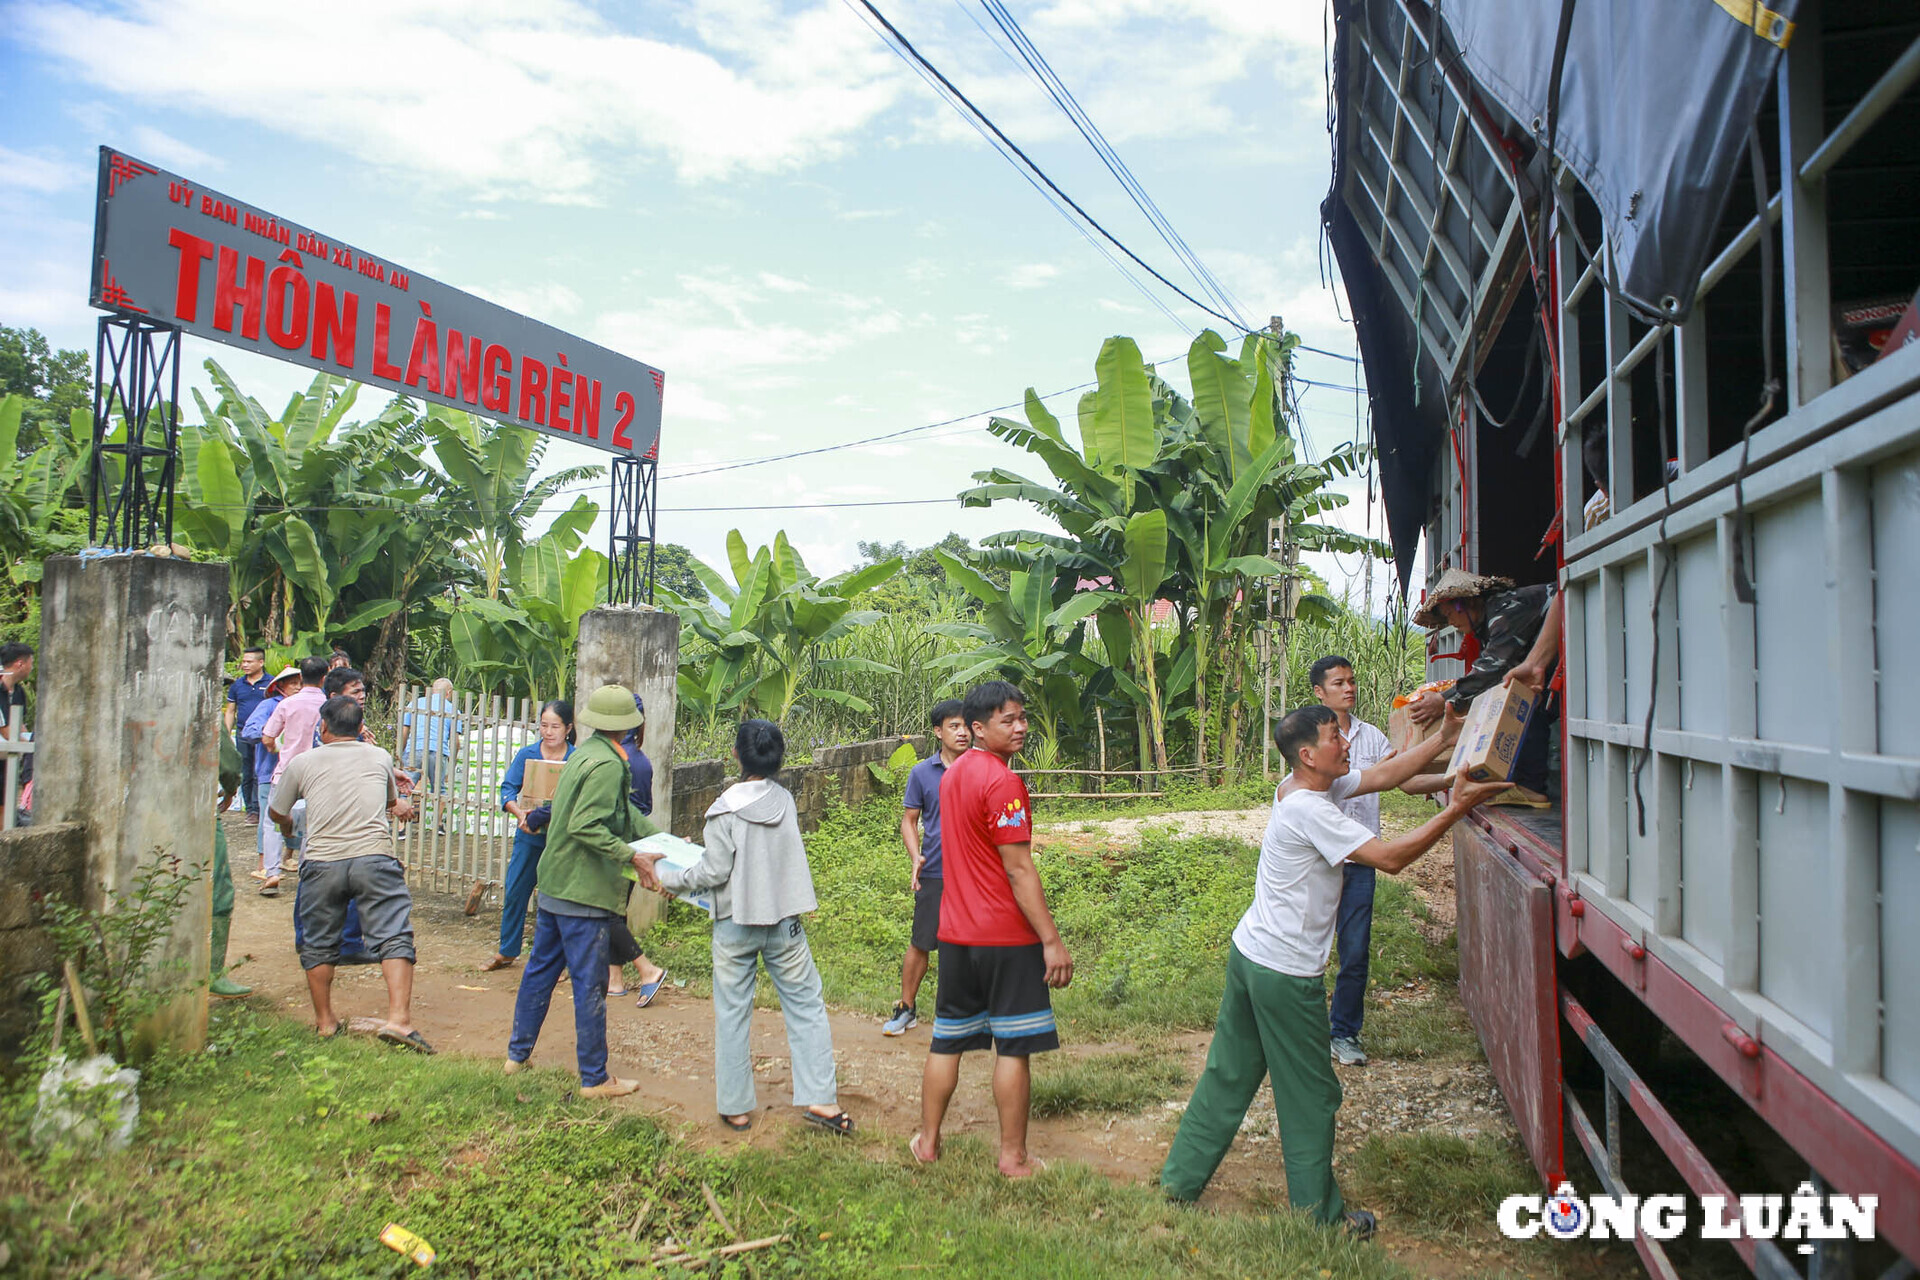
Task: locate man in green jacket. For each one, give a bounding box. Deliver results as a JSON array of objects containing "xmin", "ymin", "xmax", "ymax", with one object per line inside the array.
[{"xmin": 504, "ymin": 684, "xmax": 660, "ymax": 1096}]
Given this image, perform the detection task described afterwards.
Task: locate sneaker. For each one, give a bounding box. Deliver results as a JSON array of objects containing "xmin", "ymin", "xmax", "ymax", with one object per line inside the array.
[
  {"xmin": 1331, "ymin": 1036, "xmax": 1369, "ymax": 1066},
  {"xmin": 1344, "ymin": 1208, "xmax": 1378, "ymax": 1241},
  {"xmin": 882, "ymin": 1003, "xmax": 918, "ymax": 1036}
]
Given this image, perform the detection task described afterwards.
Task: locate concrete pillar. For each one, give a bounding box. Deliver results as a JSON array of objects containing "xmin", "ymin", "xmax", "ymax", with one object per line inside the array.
[
  {"xmin": 36, "ymin": 554, "xmax": 228, "ymax": 1058},
  {"xmin": 574, "ymin": 605, "xmax": 680, "ymax": 827}
]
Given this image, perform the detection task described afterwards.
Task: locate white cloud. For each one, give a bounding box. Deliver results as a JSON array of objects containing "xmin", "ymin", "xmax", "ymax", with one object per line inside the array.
[
  {"xmin": 12, "ymin": 0, "xmax": 908, "ymax": 194},
  {"xmin": 0, "ymin": 145, "xmax": 87, "ymax": 193},
  {"xmin": 757, "ymin": 272, "xmax": 810, "ymax": 293},
  {"xmin": 1004, "ymin": 262, "xmax": 1060, "ymax": 290},
  {"xmin": 126, "ymin": 125, "xmax": 222, "ymax": 173}
]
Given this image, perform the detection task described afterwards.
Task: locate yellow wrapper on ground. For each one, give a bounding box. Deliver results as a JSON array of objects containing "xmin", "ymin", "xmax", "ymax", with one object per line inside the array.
[
  {"xmin": 1445, "ymin": 682, "xmax": 1540, "ymax": 784},
  {"xmin": 381, "ymin": 1223, "xmax": 435, "ymax": 1268}
]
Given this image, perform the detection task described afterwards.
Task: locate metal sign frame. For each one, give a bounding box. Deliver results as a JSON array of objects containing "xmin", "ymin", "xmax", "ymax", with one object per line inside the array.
[{"xmin": 87, "ymin": 146, "xmax": 664, "ymax": 602}]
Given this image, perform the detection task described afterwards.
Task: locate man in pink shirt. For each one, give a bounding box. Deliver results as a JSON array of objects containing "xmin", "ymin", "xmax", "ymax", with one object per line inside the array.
[{"xmin": 258, "ymin": 656, "xmax": 329, "ymax": 894}]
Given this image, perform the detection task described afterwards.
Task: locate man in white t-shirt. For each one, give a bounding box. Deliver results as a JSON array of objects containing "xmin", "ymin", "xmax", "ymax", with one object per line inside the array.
[
  {"xmin": 1160, "ymin": 703, "xmax": 1502, "ymax": 1239},
  {"xmin": 1309, "ymin": 655, "xmax": 1394, "ymax": 1066}
]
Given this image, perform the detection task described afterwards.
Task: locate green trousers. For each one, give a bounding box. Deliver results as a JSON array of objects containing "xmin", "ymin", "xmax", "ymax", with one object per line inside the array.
[
  {"xmin": 1160, "ymin": 944, "xmax": 1346, "ymax": 1224},
  {"xmin": 212, "ymin": 822, "xmax": 234, "ymax": 919}
]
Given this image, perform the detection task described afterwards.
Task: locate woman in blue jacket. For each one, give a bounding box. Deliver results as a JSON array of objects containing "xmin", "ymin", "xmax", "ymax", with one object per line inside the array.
[{"xmin": 483, "ymin": 699, "xmax": 573, "ymax": 971}]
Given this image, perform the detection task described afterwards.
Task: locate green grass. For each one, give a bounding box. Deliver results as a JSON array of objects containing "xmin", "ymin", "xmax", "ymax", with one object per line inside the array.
[
  {"xmin": 1031, "ymin": 1049, "xmax": 1190, "ymax": 1118},
  {"xmin": 645, "ymin": 793, "xmax": 1472, "ymax": 1070},
  {"xmin": 0, "ymin": 1005, "xmax": 1418, "ymax": 1279},
  {"xmin": 1346, "ymin": 1132, "xmax": 1540, "ymax": 1234}
]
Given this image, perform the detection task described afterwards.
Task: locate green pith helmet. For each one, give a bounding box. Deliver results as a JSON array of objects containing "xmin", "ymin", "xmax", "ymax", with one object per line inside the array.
[{"xmin": 576, "ymin": 684, "xmax": 645, "ymax": 732}]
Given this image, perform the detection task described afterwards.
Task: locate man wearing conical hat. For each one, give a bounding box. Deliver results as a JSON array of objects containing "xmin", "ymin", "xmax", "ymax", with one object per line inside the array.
[{"xmin": 1406, "ymin": 569, "xmax": 1562, "ymax": 797}]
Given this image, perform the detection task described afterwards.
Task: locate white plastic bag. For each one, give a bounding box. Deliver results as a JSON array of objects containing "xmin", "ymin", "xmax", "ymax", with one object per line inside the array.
[{"xmin": 31, "ymin": 1053, "xmax": 141, "ymax": 1152}]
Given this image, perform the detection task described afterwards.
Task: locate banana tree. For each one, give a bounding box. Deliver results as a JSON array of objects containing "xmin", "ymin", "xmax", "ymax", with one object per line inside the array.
[
  {"xmin": 422, "ymin": 407, "xmax": 601, "ymax": 601},
  {"xmin": 657, "ymin": 529, "xmax": 902, "ymax": 726},
  {"xmin": 925, "ymin": 546, "xmax": 1114, "ymax": 747}
]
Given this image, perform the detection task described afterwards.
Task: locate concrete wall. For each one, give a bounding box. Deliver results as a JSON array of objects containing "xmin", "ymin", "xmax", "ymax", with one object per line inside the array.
[
  {"xmin": 575, "ymin": 606, "xmax": 680, "ymax": 829},
  {"xmin": 36, "ymin": 554, "xmax": 228, "ymax": 1057},
  {"xmin": 0, "ymin": 821, "xmax": 87, "ymax": 1061},
  {"xmin": 669, "ymin": 734, "xmax": 926, "ymax": 840}
]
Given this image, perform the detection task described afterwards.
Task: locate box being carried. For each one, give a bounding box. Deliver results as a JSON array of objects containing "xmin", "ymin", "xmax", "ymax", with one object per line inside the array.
[
  {"xmin": 626, "ymin": 831, "xmax": 717, "ymax": 918},
  {"xmin": 516, "ymin": 758, "xmax": 565, "ymax": 805},
  {"xmin": 1388, "ymin": 679, "xmax": 1454, "ymax": 753},
  {"xmin": 1445, "ymin": 681, "xmax": 1540, "ymax": 784}
]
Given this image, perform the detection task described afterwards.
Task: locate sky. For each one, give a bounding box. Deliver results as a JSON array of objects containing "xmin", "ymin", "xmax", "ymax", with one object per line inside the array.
[{"xmin": 0, "ymin": 0, "xmax": 1394, "ymax": 607}]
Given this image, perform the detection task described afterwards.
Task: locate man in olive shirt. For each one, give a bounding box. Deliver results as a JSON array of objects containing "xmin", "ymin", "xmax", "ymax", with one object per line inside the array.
[
  {"xmin": 270, "ymin": 695, "xmax": 430, "ymax": 1053},
  {"xmin": 504, "ymin": 684, "xmax": 661, "ymax": 1097}
]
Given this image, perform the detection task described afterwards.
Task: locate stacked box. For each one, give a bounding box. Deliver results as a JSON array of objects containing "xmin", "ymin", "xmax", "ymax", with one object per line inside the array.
[{"xmin": 1445, "ymin": 682, "xmax": 1540, "ymax": 784}]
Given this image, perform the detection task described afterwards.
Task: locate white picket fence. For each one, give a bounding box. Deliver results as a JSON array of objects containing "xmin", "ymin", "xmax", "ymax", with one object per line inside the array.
[
  {"xmin": 388, "ymin": 686, "xmax": 542, "ymax": 896},
  {"xmin": 1, "ymin": 704, "xmax": 30, "ymax": 831}
]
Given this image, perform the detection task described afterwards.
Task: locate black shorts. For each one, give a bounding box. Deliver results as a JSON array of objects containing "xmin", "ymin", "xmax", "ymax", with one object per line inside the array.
[
  {"xmin": 931, "ymin": 942, "xmax": 1059, "ymax": 1056},
  {"xmin": 910, "ymin": 877, "xmax": 943, "ymax": 953}
]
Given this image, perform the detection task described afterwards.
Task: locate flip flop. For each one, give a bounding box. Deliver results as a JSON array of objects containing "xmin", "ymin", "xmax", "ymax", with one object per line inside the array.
[
  {"xmin": 802, "ymin": 1109, "xmax": 854, "ymax": 1136},
  {"xmin": 635, "ymin": 972, "xmax": 668, "ymax": 1008},
  {"xmin": 377, "ymin": 1027, "xmax": 436, "ymax": 1055},
  {"xmin": 480, "ymin": 954, "xmax": 517, "ymax": 973},
  {"xmin": 319, "ymin": 1021, "xmax": 349, "ymax": 1039},
  {"xmin": 908, "ymin": 1133, "xmax": 937, "ymax": 1164},
  {"xmin": 719, "ymin": 1113, "xmax": 753, "ymax": 1132},
  {"xmin": 607, "ymin": 985, "xmax": 630, "ymax": 997}
]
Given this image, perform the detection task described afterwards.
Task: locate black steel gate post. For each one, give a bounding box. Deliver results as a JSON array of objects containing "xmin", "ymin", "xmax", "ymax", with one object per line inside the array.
[
  {"xmin": 88, "ymin": 312, "xmax": 183, "ymax": 550},
  {"xmin": 607, "ymin": 454, "xmax": 658, "ymax": 606}
]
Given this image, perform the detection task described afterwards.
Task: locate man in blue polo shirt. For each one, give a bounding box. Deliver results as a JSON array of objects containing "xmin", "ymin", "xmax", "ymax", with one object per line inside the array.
[
  {"xmin": 883, "ymin": 699, "xmax": 971, "ymax": 1036},
  {"xmin": 225, "ymin": 646, "xmax": 274, "ymax": 823}
]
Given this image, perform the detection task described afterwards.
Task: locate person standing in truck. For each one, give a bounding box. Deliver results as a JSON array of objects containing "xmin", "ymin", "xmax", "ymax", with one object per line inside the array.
[
  {"xmin": 1307, "ymin": 655, "xmax": 1392, "ymax": 1068},
  {"xmin": 1404, "ymin": 569, "xmax": 1558, "ymax": 798}
]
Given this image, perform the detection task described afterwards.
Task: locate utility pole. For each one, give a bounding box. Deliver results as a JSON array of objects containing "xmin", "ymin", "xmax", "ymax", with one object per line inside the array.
[{"xmin": 1260, "ymin": 516, "xmax": 1299, "ymax": 778}]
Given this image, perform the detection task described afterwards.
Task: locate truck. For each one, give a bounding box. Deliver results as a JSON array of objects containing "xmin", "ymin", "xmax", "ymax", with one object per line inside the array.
[{"xmin": 1322, "ymin": 2, "xmax": 1919, "ymax": 1275}]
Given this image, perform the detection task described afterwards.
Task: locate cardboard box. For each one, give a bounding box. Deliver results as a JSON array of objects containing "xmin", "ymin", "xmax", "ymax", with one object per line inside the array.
[
  {"xmin": 628, "ymin": 832, "xmax": 717, "ymax": 917},
  {"xmin": 517, "ymin": 758, "xmax": 565, "ymax": 804},
  {"xmin": 1446, "ymin": 681, "xmax": 1540, "ymax": 784},
  {"xmin": 1388, "ymin": 704, "xmax": 1439, "ymax": 754}
]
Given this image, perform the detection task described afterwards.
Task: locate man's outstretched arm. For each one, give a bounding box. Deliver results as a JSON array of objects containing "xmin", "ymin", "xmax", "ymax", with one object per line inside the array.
[
  {"xmin": 1351, "ymin": 710, "xmax": 1461, "ymax": 797},
  {"xmin": 1347, "ymin": 779, "xmax": 1507, "ymax": 874}
]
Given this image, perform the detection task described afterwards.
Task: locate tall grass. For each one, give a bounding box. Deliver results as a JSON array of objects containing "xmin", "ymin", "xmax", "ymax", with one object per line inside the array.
[{"xmin": 669, "ymin": 586, "xmax": 1427, "ymax": 771}]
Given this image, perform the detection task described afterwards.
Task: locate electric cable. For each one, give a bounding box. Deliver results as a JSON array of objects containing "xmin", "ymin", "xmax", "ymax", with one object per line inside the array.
[{"xmin": 843, "ymin": 0, "xmax": 1245, "ymax": 331}]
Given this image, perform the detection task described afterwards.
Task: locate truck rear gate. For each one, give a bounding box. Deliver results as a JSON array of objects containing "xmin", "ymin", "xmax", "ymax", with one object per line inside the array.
[{"xmin": 1324, "ymin": 1, "xmax": 1920, "ymax": 1271}]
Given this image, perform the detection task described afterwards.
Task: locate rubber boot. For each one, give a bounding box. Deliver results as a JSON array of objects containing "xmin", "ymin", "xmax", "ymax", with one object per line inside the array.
[{"xmin": 209, "ymin": 913, "xmax": 252, "ymax": 998}]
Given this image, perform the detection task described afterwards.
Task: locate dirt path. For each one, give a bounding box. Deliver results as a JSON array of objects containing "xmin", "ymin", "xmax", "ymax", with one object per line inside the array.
[{"xmin": 219, "ymin": 810, "xmax": 1626, "ymax": 1278}]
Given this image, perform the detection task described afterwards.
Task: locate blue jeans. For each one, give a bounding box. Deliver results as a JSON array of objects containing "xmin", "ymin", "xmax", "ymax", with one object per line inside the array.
[
  {"xmin": 1329, "ymin": 862, "xmax": 1375, "ymax": 1041},
  {"xmin": 507, "ymin": 909, "xmax": 612, "ymax": 1086},
  {"xmin": 711, "ymin": 916, "xmax": 837, "ymax": 1116},
  {"xmin": 497, "ymin": 831, "xmax": 544, "ymax": 958},
  {"xmin": 238, "ymin": 740, "xmax": 259, "ymax": 814}
]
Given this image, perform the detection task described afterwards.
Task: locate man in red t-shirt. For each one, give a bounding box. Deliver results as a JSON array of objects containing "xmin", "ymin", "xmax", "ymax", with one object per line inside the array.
[{"xmin": 911, "ymin": 680, "xmax": 1073, "ymax": 1179}]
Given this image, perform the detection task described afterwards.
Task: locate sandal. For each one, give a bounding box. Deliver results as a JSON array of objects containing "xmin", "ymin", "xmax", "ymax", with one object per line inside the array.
[
  {"xmin": 377, "ymin": 1027, "xmax": 436, "ymax": 1055},
  {"xmin": 720, "ymin": 1113, "xmax": 753, "ymax": 1132},
  {"xmin": 319, "ymin": 1021, "xmax": 349, "ymax": 1039},
  {"xmin": 802, "ymin": 1108, "xmax": 854, "ymax": 1136},
  {"xmin": 480, "ymin": 954, "xmax": 517, "ymax": 972},
  {"xmin": 635, "ymin": 972, "xmax": 668, "ymax": 1008}
]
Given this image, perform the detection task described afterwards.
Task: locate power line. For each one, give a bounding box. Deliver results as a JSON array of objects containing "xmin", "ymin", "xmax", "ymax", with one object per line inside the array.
[
  {"xmin": 848, "ymin": 0, "xmax": 1190, "ymax": 331},
  {"xmin": 973, "ymin": 0, "xmax": 1252, "ymax": 329},
  {"xmin": 844, "ymin": 0, "xmax": 1243, "ymax": 331}
]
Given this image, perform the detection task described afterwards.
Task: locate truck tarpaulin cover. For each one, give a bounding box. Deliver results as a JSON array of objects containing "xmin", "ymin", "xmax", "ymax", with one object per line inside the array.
[
  {"xmin": 1323, "ymin": 0, "xmax": 1795, "ymax": 590},
  {"xmin": 1441, "ymin": 0, "xmax": 1797, "ymax": 320}
]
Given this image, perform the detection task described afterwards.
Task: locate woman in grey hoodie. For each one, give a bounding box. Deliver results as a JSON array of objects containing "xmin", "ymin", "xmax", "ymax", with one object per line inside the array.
[{"xmin": 638, "ymin": 719, "xmax": 852, "ymax": 1134}]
